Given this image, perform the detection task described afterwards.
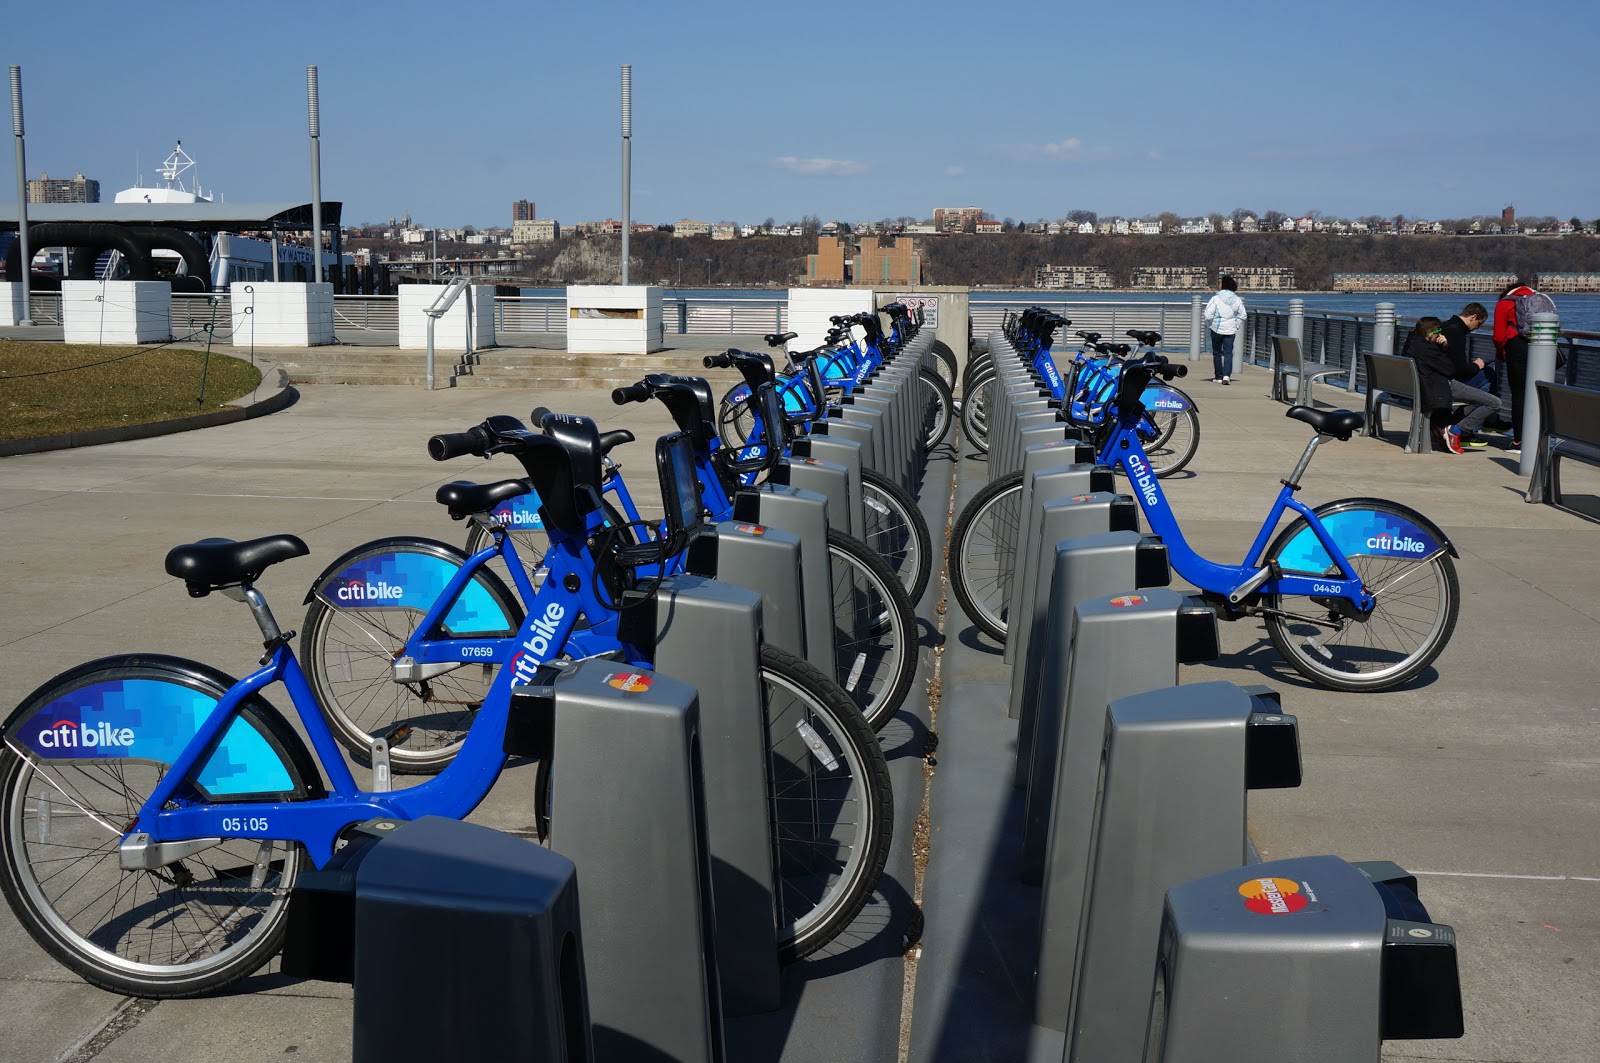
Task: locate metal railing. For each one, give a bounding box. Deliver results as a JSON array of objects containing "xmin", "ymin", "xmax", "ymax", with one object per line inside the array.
[
  {"xmin": 493, "ymin": 294, "xmax": 565, "ymax": 333},
  {"xmin": 333, "ymin": 294, "xmax": 400, "ymax": 331},
  {"xmin": 26, "ymin": 292, "xmax": 60, "ymax": 324},
  {"xmin": 970, "ymin": 298, "xmax": 1196, "ymax": 350},
  {"xmin": 1244, "ymin": 305, "xmax": 1600, "ymax": 397},
  {"xmin": 171, "ymin": 292, "xmax": 233, "ymax": 342}
]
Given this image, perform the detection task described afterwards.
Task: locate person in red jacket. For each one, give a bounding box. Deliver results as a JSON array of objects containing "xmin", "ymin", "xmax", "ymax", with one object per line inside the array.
[{"xmin": 1494, "ymin": 281, "xmax": 1535, "ymax": 451}]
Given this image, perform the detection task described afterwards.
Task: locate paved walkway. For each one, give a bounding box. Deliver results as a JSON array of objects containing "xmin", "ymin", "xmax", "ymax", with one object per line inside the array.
[{"xmin": 0, "ymin": 364, "xmax": 1595, "ymax": 1061}]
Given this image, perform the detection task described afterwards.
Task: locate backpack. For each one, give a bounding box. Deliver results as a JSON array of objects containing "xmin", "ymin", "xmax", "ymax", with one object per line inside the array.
[{"xmin": 1514, "ymin": 290, "xmax": 1557, "ymax": 333}]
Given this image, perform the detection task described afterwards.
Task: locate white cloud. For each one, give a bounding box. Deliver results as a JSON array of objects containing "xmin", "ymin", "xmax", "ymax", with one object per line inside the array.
[
  {"xmin": 1145, "ymin": 149, "xmax": 1163, "ymax": 161},
  {"xmin": 1041, "ymin": 137, "xmax": 1083, "ymax": 159},
  {"xmin": 992, "ymin": 136, "xmax": 1115, "ymax": 163},
  {"xmin": 944, "ymin": 165, "xmax": 967, "ymax": 176},
  {"xmin": 774, "ymin": 155, "xmax": 869, "ymax": 177}
]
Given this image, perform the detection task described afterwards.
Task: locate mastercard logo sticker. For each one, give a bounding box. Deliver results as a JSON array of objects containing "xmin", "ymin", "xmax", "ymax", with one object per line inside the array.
[
  {"xmin": 736, "ymin": 523, "xmax": 766, "ymax": 535},
  {"xmin": 606, "ymin": 672, "xmax": 653, "ymax": 693},
  {"xmin": 1238, "ymin": 877, "xmax": 1309, "ymax": 915},
  {"xmin": 1070, "ymin": 495, "xmax": 1094, "ymax": 502},
  {"xmin": 1108, "ymin": 595, "xmax": 1146, "ymax": 608}
]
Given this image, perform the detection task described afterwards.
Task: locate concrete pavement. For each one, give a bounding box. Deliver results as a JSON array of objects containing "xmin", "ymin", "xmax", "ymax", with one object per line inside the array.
[{"xmin": 0, "ymin": 362, "xmax": 1596, "ymax": 1061}]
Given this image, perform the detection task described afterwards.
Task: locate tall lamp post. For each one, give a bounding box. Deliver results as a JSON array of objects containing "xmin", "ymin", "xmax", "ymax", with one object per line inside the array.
[
  {"xmin": 10, "ymin": 66, "xmax": 34, "ymax": 325},
  {"xmin": 307, "ymin": 66, "xmax": 324, "ymax": 284},
  {"xmin": 620, "ymin": 65, "xmax": 631, "ymax": 285}
]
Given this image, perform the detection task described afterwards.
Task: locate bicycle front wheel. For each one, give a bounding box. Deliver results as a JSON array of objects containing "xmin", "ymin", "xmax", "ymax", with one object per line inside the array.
[
  {"xmin": 533, "ymin": 646, "xmax": 893, "ymax": 962},
  {"xmin": 828, "ymin": 529, "xmax": 918, "ymax": 730},
  {"xmin": 918, "ymin": 367, "xmax": 954, "ymax": 452},
  {"xmin": 718, "ymin": 383, "xmax": 757, "ymax": 450},
  {"xmin": 1262, "ymin": 503, "xmax": 1460, "ymax": 691},
  {"xmin": 947, "ymin": 473, "xmax": 1024, "ymax": 641},
  {"xmin": 860, "ymin": 469, "xmax": 932, "ymax": 602},
  {"xmin": 959, "ymin": 369, "xmax": 994, "ymax": 454},
  {"xmin": 1143, "ymin": 400, "xmax": 1201, "ymax": 478},
  {"xmin": 0, "ymin": 659, "xmax": 310, "ymax": 997}
]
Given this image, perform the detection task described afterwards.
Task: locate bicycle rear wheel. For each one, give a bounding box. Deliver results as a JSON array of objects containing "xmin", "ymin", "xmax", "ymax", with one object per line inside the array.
[
  {"xmin": 828, "ymin": 529, "xmax": 919, "ymax": 730},
  {"xmin": 947, "ymin": 473, "xmax": 1023, "ymax": 641},
  {"xmin": 1263, "ymin": 502, "xmax": 1459, "ymax": 692},
  {"xmin": 959, "ymin": 369, "xmax": 994, "ymax": 454},
  {"xmin": 926, "ymin": 341, "xmax": 958, "ymax": 390},
  {"xmin": 300, "ymin": 539, "xmax": 525, "ymax": 774},
  {"xmin": 718, "ymin": 384, "xmax": 757, "ymax": 451},
  {"xmin": 918, "ymin": 367, "xmax": 954, "ymax": 452},
  {"xmin": 860, "ymin": 469, "xmax": 932, "ymax": 602},
  {"xmin": 0, "ymin": 658, "xmax": 312, "ymax": 997},
  {"xmin": 1142, "ymin": 400, "xmax": 1201, "ymax": 477},
  {"xmin": 535, "ymin": 646, "xmax": 893, "ymax": 961}
]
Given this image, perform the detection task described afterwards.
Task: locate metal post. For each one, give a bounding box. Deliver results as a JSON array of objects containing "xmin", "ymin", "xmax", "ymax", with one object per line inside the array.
[
  {"xmin": 1189, "ymin": 294, "xmax": 1202, "ymax": 361},
  {"xmin": 620, "ymin": 65, "xmax": 631, "ymax": 286},
  {"xmin": 306, "ymin": 67, "xmax": 324, "ymax": 285},
  {"xmin": 431, "ymin": 230, "xmax": 437, "ymax": 281},
  {"xmin": 10, "ymin": 67, "xmax": 34, "ymax": 325},
  {"xmin": 1287, "ymin": 297, "xmax": 1305, "ymax": 343},
  {"xmin": 270, "ymin": 227, "xmax": 281, "ymax": 282},
  {"xmin": 1520, "ymin": 311, "xmax": 1561, "ymax": 477}
]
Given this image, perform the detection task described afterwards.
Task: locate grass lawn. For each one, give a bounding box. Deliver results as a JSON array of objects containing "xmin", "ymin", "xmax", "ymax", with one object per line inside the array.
[{"xmin": 0, "ymin": 342, "xmax": 263, "ymax": 441}]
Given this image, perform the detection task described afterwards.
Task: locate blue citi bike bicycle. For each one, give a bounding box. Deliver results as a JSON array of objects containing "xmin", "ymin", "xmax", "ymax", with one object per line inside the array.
[
  {"xmin": 0, "ymin": 417, "xmax": 891, "ymax": 998},
  {"xmin": 951, "ymin": 352, "xmax": 1459, "ymax": 691}
]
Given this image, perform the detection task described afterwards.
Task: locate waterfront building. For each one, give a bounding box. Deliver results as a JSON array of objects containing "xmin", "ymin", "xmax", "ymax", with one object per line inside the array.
[
  {"xmin": 855, "ymin": 236, "xmax": 920, "ymax": 285},
  {"xmin": 512, "ymin": 218, "xmax": 559, "ymax": 243},
  {"xmin": 1131, "ymin": 265, "xmax": 1208, "ymax": 289},
  {"xmin": 27, "ymin": 171, "xmax": 100, "ymax": 204},
  {"xmin": 711, "ymin": 223, "xmax": 736, "ymax": 240},
  {"xmin": 1534, "ymin": 272, "xmax": 1600, "ymax": 293},
  {"xmin": 1133, "ymin": 220, "xmax": 1163, "ymax": 235},
  {"xmin": 1220, "ymin": 265, "xmax": 1296, "ymax": 290},
  {"xmin": 1332, "ymin": 271, "xmax": 1516, "ymax": 292},
  {"xmin": 1035, "ymin": 264, "xmax": 1114, "ymax": 290},
  {"xmin": 1238, "ymin": 215, "xmax": 1259, "ymax": 233},
  {"xmin": 1179, "ymin": 218, "xmax": 1213, "ymax": 234},
  {"xmin": 512, "ymin": 199, "xmax": 535, "ymax": 222},
  {"xmin": 976, "ymin": 220, "xmax": 1003, "ymax": 234},
  {"xmin": 905, "ymin": 223, "xmax": 936, "ymax": 235},
  {"xmin": 674, "ymin": 219, "xmax": 711, "ymax": 238},
  {"xmin": 807, "ymin": 236, "xmax": 849, "ymax": 283}
]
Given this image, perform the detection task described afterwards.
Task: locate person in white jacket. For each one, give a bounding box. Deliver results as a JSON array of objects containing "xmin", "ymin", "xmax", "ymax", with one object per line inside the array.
[{"xmin": 1203, "ymin": 275, "xmax": 1248, "ymax": 384}]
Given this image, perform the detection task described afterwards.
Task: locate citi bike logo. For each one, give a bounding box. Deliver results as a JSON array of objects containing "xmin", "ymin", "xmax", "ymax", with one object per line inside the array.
[
  {"xmin": 36, "ymin": 720, "xmax": 136, "ymax": 750},
  {"xmin": 1152, "ymin": 397, "xmax": 1185, "ymax": 411},
  {"xmin": 336, "ymin": 578, "xmax": 405, "ymax": 602},
  {"xmin": 1042, "ymin": 362, "xmax": 1061, "ymax": 391},
  {"xmin": 1367, "ymin": 533, "xmax": 1427, "ymax": 554},
  {"xmin": 493, "ymin": 506, "xmax": 543, "ymax": 528},
  {"xmin": 1127, "ymin": 453, "xmax": 1160, "ymax": 507},
  {"xmin": 510, "ymin": 602, "xmax": 566, "ymax": 685}
]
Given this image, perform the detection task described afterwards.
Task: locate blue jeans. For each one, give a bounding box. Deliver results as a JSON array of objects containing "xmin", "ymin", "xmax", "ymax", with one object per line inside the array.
[{"xmin": 1210, "ymin": 331, "xmax": 1235, "ymax": 378}]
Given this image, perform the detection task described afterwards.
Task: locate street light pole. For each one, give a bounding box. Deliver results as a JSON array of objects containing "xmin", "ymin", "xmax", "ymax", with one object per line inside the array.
[
  {"xmin": 620, "ymin": 65, "xmax": 631, "ymax": 285},
  {"xmin": 704, "ymin": 257, "xmax": 711, "ymax": 286},
  {"xmin": 306, "ymin": 66, "xmax": 324, "ymax": 284},
  {"xmin": 10, "ymin": 66, "xmax": 34, "ymax": 325}
]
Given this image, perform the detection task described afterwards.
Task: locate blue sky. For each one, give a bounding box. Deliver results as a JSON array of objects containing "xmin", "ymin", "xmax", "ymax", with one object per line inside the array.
[{"xmin": 7, "ymin": 0, "xmax": 1597, "ymax": 229}]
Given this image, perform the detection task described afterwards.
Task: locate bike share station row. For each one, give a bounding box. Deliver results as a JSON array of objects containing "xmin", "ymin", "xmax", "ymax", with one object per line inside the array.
[
  {"xmin": 272, "ymin": 311, "xmax": 952, "ymax": 1061},
  {"xmin": 903, "ymin": 327, "xmax": 1465, "ymax": 1061}
]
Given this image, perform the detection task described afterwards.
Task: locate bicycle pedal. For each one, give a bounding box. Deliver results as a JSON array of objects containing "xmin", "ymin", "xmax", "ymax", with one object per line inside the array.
[
  {"xmin": 368, "ymin": 737, "xmax": 392, "ymax": 792},
  {"xmin": 381, "ymin": 723, "xmax": 412, "ymax": 747}
]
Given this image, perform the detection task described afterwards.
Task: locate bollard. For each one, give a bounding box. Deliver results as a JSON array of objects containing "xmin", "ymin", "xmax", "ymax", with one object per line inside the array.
[
  {"xmin": 686, "ymin": 521, "xmax": 808, "ymax": 659},
  {"xmin": 1149, "ymin": 855, "xmax": 1464, "ymax": 1061},
  {"xmin": 732, "ymin": 485, "xmax": 834, "ymax": 675},
  {"xmin": 1065, "ymin": 682, "xmax": 1302, "ymax": 1061},
  {"xmin": 1288, "ymin": 297, "xmax": 1305, "ymax": 343},
  {"xmin": 1189, "ymin": 294, "xmax": 1203, "ymax": 362},
  {"xmin": 1029, "ymin": 590, "xmax": 1220, "ymax": 1031},
  {"xmin": 544, "ymin": 660, "xmax": 727, "ymax": 1063},
  {"xmin": 1520, "ymin": 311, "xmax": 1561, "ymax": 477},
  {"xmin": 623, "ymin": 574, "xmax": 782, "ymax": 1016},
  {"xmin": 280, "ymin": 816, "xmax": 595, "ymax": 1063}
]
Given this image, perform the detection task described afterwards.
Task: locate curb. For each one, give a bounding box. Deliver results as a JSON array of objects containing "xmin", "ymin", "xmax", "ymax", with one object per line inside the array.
[{"xmin": 0, "ymin": 362, "xmax": 299, "ymax": 457}]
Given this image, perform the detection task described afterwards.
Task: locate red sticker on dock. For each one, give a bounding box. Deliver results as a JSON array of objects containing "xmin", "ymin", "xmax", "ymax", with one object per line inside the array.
[
  {"xmin": 606, "ymin": 672, "xmax": 653, "ymax": 693},
  {"xmin": 1108, "ymin": 595, "xmax": 1146, "ymax": 608},
  {"xmin": 1239, "ymin": 877, "xmax": 1308, "ymax": 915},
  {"xmin": 736, "ymin": 524, "xmax": 766, "ymax": 535}
]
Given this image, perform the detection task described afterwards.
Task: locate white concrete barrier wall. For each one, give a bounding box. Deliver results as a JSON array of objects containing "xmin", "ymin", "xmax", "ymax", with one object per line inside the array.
[
  {"xmin": 566, "ymin": 285, "xmax": 665, "ymax": 354},
  {"xmin": 787, "ymin": 288, "xmax": 875, "ymax": 353},
  {"xmin": 228, "ymin": 282, "xmax": 334, "ymax": 347},
  {"xmin": 0, "ymin": 282, "xmax": 22, "ymax": 327},
  {"xmin": 61, "ymin": 281, "xmax": 172, "ymax": 344},
  {"xmin": 398, "ymin": 284, "xmax": 496, "ymax": 351}
]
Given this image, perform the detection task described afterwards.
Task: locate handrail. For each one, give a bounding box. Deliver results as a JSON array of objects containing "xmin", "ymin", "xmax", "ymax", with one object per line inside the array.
[{"xmin": 425, "ymin": 277, "xmax": 474, "ymax": 391}]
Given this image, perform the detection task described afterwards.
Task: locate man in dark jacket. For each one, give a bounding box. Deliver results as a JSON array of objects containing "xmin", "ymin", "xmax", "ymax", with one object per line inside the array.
[
  {"xmin": 1406, "ymin": 317, "xmax": 1469, "ymax": 454},
  {"xmin": 1434, "ymin": 303, "xmax": 1500, "ymax": 449}
]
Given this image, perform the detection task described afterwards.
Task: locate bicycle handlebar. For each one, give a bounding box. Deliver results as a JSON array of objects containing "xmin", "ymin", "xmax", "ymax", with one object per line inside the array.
[
  {"xmin": 703, "ymin": 352, "xmax": 734, "ymax": 369},
  {"xmin": 428, "ymin": 426, "xmax": 492, "ymax": 461},
  {"xmin": 612, "ymin": 382, "xmax": 651, "ymax": 405}
]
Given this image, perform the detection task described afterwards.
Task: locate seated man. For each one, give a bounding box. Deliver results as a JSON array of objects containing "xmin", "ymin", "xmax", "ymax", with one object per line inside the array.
[
  {"xmin": 1405, "ymin": 317, "xmax": 1472, "ymax": 455},
  {"xmin": 1437, "ymin": 302, "xmax": 1502, "ymax": 449}
]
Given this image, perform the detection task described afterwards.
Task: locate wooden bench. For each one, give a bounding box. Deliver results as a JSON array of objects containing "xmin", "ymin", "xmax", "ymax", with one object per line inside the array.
[
  {"xmin": 1527, "ymin": 380, "xmax": 1600, "ymax": 509},
  {"xmin": 1361, "ymin": 352, "xmax": 1430, "ymax": 454},
  {"xmin": 1271, "ymin": 334, "xmax": 1343, "ymax": 406}
]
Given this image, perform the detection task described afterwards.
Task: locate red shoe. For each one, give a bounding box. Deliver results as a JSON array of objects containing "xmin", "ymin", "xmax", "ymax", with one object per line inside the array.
[{"xmin": 1441, "ymin": 428, "xmax": 1466, "ymax": 455}]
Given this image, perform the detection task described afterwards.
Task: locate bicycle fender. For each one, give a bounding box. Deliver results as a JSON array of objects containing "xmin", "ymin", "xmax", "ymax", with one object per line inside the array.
[
  {"xmin": 302, "ymin": 536, "xmax": 518, "ymax": 635},
  {"xmin": 1273, "ymin": 499, "xmax": 1457, "ymax": 574},
  {"xmin": 1141, "ymin": 384, "xmax": 1194, "ymax": 413},
  {"xmin": 3, "ymin": 654, "xmax": 320, "ymax": 801}
]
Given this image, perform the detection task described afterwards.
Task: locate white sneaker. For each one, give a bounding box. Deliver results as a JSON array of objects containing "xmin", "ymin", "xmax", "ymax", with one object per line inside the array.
[{"xmin": 1221, "ymin": 375, "xmax": 1231, "ymax": 385}]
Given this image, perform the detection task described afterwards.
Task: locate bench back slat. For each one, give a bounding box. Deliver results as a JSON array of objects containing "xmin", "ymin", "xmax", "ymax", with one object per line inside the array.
[
  {"xmin": 1536, "ymin": 381, "xmax": 1600, "ymax": 448},
  {"xmin": 1363, "ymin": 352, "xmax": 1418, "ymax": 396},
  {"xmin": 1271, "ymin": 334, "xmax": 1304, "ymax": 370}
]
